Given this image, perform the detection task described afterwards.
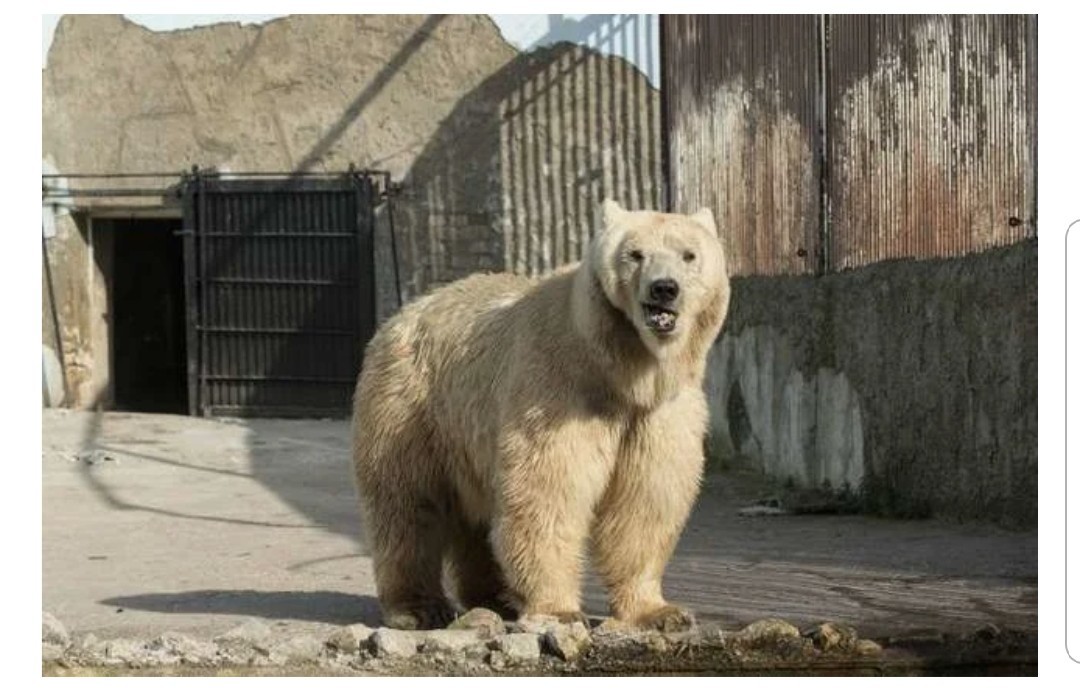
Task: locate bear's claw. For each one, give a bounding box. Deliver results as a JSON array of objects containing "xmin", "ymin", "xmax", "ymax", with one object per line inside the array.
[
  {"xmin": 383, "ymin": 600, "xmax": 458, "ymax": 630},
  {"xmin": 636, "ymin": 604, "xmax": 696, "ymax": 633}
]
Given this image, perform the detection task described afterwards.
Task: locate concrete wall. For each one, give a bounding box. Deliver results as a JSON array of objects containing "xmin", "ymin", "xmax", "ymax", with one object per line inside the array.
[
  {"xmin": 705, "ymin": 240, "xmax": 1037, "ymax": 527},
  {"xmin": 42, "ymin": 14, "xmax": 661, "ymax": 408}
]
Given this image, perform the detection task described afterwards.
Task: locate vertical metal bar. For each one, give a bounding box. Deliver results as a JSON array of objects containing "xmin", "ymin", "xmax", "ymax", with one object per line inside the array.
[
  {"xmin": 181, "ymin": 175, "xmax": 199, "ymax": 416},
  {"xmin": 818, "ymin": 13, "xmax": 831, "ymax": 275},
  {"xmin": 1025, "ymin": 14, "xmax": 1037, "ymax": 235},
  {"xmin": 197, "ymin": 170, "xmax": 209, "ymax": 415},
  {"xmin": 386, "ymin": 174, "xmax": 404, "ymax": 309},
  {"xmin": 354, "ymin": 171, "xmax": 373, "ymax": 377},
  {"xmin": 659, "ymin": 14, "xmax": 670, "ymax": 212}
]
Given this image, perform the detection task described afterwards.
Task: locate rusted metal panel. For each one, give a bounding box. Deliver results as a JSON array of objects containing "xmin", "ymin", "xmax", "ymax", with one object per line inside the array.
[
  {"xmin": 827, "ymin": 15, "xmax": 1036, "ymax": 270},
  {"xmin": 662, "ymin": 15, "xmax": 823, "ymax": 277}
]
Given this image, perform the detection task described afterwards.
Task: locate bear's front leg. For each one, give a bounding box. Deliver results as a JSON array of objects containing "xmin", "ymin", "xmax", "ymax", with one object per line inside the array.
[
  {"xmin": 490, "ymin": 421, "xmax": 616, "ymax": 623},
  {"xmin": 590, "ymin": 390, "xmax": 707, "ymax": 632}
]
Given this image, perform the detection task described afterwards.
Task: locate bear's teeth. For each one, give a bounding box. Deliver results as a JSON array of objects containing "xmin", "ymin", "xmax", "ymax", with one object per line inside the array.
[{"xmin": 645, "ymin": 306, "xmax": 677, "ymax": 331}]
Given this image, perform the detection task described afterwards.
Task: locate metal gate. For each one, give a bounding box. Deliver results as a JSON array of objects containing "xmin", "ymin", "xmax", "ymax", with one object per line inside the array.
[{"xmin": 181, "ymin": 170, "xmax": 378, "ymax": 418}]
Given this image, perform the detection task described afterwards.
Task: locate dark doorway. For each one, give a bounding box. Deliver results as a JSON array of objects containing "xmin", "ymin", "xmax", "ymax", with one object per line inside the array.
[{"xmin": 111, "ymin": 218, "xmax": 188, "ymax": 414}]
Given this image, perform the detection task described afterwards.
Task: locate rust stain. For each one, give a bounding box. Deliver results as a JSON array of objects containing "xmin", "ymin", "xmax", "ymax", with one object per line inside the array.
[
  {"xmin": 828, "ymin": 15, "xmax": 1034, "ymax": 269},
  {"xmin": 663, "ymin": 14, "xmax": 1035, "ymax": 276},
  {"xmin": 662, "ymin": 15, "xmax": 822, "ymax": 277}
]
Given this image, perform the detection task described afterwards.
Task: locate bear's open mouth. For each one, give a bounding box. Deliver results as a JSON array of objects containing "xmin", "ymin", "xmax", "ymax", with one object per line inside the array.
[{"xmin": 642, "ymin": 303, "xmax": 679, "ymax": 334}]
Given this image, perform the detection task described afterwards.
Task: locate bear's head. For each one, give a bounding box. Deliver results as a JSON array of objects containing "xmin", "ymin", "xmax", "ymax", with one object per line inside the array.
[{"xmin": 588, "ymin": 199, "xmax": 729, "ymax": 358}]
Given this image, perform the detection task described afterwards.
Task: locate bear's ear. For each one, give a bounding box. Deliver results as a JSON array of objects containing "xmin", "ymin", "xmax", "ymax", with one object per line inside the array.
[
  {"xmin": 690, "ymin": 207, "xmax": 718, "ymax": 236},
  {"xmin": 601, "ymin": 198, "xmax": 626, "ymax": 228}
]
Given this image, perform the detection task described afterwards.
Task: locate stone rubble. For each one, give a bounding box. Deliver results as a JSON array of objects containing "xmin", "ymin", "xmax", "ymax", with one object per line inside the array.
[
  {"xmin": 541, "ymin": 621, "xmax": 592, "ymax": 661},
  {"xmin": 40, "ymin": 610, "xmax": 991, "ymax": 674},
  {"xmin": 326, "ymin": 624, "xmax": 375, "ymax": 654},
  {"xmin": 371, "ymin": 628, "xmax": 419, "ymax": 659},
  {"xmin": 491, "ymin": 633, "xmax": 541, "ymax": 661}
]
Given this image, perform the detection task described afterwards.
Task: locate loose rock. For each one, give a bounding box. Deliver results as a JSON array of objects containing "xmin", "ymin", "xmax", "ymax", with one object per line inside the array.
[
  {"xmin": 372, "ymin": 628, "xmax": 418, "ymax": 658},
  {"xmin": 326, "ymin": 623, "xmax": 375, "ymax": 654},
  {"xmin": 856, "ymin": 639, "xmax": 884, "ymax": 656},
  {"xmin": 42, "ymin": 612, "xmax": 70, "ymax": 648},
  {"xmin": 72, "ymin": 633, "xmax": 99, "ymax": 658},
  {"xmin": 487, "ymin": 650, "xmax": 508, "ymax": 670},
  {"xmin": 420, "ymin": 629, "xmax": 486, "ymax": 656},
  {"xmin": 542, "ymin": 621, "xmax": 591, "ymax": 661},
  {"xmin": 101, "ymin": 638, "xmax": 146, "ymax": 666},
  {"xmin": 492, "ymin": 633, "xmax": 541, "ymax": 661},
  {"xmin": 268, "ymin": 634, "xmax": 324, "ymax": 665},
  {"xmin": 735, "ymin": 618, "xmax": 801, "ymax": 644},
  {"xmin": 449, "ymin": 607, "xmax": 506, "ymax": 638},
  {"xmin": 42, "ymin": 643, "xmax": 65, "ymax": 663},
  {"xmin": 509, "ymin": 613, "xmax": 561, "ymax": 635},
  {"xmin": 216, "ymin": 618, "xmax": 274, "ymax": 652},
  {"xmin": 803, "ymin": 622, "xmax": 859, "ymax": 652},
  {"xmin": 148, "ymin": 632, "xmax": 217, "ymax": 665}
]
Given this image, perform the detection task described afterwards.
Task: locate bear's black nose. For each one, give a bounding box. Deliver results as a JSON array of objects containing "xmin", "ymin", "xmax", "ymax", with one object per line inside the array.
[{"xmin": 649, "ymin": 278, "xmax": 680, "ymax": 303}]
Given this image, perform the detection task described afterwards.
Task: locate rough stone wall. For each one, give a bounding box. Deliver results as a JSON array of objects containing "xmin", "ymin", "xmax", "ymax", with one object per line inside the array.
[
  {"xmin": 705, "ymin": 240, "xmax": 1037, "ymax": 527},
  {"xmin": 41, "ymin": 213, "xmax": 94, "ymax": 407},
  {"xmin": 42, "ymin": 14, "xmax": 662, "ymax": 407}
]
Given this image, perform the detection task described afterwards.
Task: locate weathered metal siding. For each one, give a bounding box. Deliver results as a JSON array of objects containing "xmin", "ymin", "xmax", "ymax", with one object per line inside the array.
[
  {"xmin": 827, "ymin": 15, "xmax": 1036, "ymax": 269},
  {"xmin": 663, "ymin": 14, "xmax": 1036, "ymax": 275},
  {"xmin": 662, "ymin": 15, "xmax": 822, "ymax": 277}
]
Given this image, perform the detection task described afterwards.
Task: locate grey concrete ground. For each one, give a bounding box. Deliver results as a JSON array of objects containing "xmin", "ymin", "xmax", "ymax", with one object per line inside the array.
[{"xmin": 42, "ymin": 409, "xmax": 1036, "ymax": 651}]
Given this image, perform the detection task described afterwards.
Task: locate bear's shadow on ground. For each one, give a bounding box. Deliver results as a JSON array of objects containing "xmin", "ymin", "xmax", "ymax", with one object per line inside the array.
[{"xmin": 100, "ymin": 590, "xmax": 383, "ymax": 627}]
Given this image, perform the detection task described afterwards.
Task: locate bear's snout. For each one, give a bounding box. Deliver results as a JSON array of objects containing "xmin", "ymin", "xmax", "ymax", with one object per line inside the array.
[{"xmin": 648, "ymin": 278, "xmax": 680, "ymax": 304}]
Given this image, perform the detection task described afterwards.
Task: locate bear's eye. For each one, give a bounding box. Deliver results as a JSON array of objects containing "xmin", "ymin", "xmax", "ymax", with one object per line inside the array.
[
  {"xmin": 628, "ymin": 249, "xmax": 644, "ymax": 262},
  {"xmin": 683, "ymin": 250, "xmax": 697, "ymax": 262}
]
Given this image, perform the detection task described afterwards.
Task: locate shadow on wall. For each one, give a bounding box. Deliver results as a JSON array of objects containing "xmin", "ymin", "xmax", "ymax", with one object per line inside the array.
[
  {"xmin": 67, "ymin": 12, "xmax": 665, "ymax": 546},
  {"xmin": 394, "ymin": 34, "xmax": 662, "ymax": 300}
]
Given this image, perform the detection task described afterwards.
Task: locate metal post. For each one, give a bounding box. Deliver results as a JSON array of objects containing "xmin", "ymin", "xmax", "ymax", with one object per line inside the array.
[
  {"xmin": 196, "ymin": 167, "xmax": 209, "ymax": 416},
  {"xmin": 180, "ymin": 170, "xmax": 199, "ymax": 416}
]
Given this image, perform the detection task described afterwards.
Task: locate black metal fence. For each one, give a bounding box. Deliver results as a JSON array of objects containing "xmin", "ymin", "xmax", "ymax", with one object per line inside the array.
[{"xmin": 181, "ymin": 169, "xmax": 381, "ymax": 417}]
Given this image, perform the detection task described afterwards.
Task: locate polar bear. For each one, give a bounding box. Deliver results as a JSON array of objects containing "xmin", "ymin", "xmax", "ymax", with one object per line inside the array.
[{"xmin": 352, "ymin": 199, "xmax": 730, "ymax": 631}]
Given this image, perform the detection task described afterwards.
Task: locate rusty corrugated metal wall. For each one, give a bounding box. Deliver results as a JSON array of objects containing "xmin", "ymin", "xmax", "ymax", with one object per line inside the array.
[
  {"xmin": 827, "ymin": 15, "xmax": 1036, "ymax": 269},
  {"xmin": 662, "ymin": 14, "xmax": 1037, "ymax": 275},
  {"xmin": 663, "ymin": 15, "xmax": 823, "ymax": 276}
]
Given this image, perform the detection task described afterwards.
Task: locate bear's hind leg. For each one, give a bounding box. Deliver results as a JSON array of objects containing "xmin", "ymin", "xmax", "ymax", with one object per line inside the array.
[
  {"xmin": 365, "ymin": 484, "xmax": 457, "ymax": 630},
  {"xmin": 357, "ymin": 424, "xmax": 457, "ymax": 629},
  {"xmin": 447, "ymin": 519, "xmax": 516, "ymax": 620}
]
